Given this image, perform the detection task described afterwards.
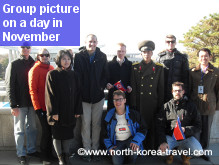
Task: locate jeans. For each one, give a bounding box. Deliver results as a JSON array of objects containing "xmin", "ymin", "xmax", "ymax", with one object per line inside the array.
[
  {"xmin": 14, "ymin": 107, "xmax": 37, "ymax": 157},
  {"xmin": 81, "ymin": 98, "xmax": 104, "ymax": 150},
  {"xmin": 166, "ymin": 135, "xmax": 203, "ymax": 156},
  {"xmin": 112, "ymin": 138, "xmax": 138, "ymax": 165}
]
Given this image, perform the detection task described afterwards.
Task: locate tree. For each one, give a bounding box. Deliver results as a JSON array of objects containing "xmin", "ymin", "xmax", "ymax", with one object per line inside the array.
[
  {"xmin": 180, "ymin": 13, "xmax": 219, "ymax": 67},
  {"xmin": 0, "ymin": 55, "xmax": 8, "ymax": 80}
]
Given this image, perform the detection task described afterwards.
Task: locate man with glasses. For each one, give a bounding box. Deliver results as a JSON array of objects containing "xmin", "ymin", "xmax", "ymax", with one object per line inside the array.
[
  {"xmin": 5, "ymin": 42, "xmax": 39, "ymax": 165},
  {"xmin": 104, "ymin": 90, "xmax": 147, "ymax": 164},
  {"xmin": 156, "ymin": 82, "xmax": 203, "ymax": 165},
  {"xmin": 157, "ymin": 35, "xmax": 189, "ymax": 102}
]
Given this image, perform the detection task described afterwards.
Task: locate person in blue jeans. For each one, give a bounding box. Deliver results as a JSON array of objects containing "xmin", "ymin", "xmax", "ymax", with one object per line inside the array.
[
  {"xmin": 104, "ymin": 90, "xmax": 147, "ymax": 165},
  {"xmin": 156, "ymin": 82, "xmax": 203, "ymax": 165},
  {"xmin": 5, "ymin": 42, "xmax": 39, "ymax": 165}
]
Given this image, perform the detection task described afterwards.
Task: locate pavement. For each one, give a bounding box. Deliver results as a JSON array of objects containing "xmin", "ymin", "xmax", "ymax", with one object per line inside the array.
[{"xmin": 0, "ymin": 143, "xmax": 219, "ymax": 165}]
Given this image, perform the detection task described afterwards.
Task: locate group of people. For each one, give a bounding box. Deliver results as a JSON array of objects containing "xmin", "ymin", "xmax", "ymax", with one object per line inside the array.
[{"xmin": 5, "ymin": 34, "xmax": 219, "ymax": 165}]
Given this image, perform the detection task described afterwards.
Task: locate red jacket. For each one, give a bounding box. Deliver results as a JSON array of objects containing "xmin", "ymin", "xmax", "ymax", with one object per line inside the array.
[{"xmin": 29, "ymin": 61, "xmax": 54, "ymax": 111}]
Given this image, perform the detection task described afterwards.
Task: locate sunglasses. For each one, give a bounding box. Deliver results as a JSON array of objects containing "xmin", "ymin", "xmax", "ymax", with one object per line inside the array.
[
  {"xmin": 39, "ymin": 54, "xmax": 50, "ymax": 57},
  {"xmin": 21, "ymin": 46, "xmax": 31, "ymax": 49},
  {"xmin": 166, "ymin": 41, "xmax": 176, "ymax": 44}
]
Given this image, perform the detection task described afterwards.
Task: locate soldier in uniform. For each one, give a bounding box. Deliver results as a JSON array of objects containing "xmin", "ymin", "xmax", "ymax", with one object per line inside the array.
[{"xmin": 130, "ymin": 40, "xmax": 164, "ymax": 150}]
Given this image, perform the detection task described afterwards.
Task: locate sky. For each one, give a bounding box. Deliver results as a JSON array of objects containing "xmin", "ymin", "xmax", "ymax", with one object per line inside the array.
[{"xmin": 0, "ymin": 0, "xmax": 218, "ymax": 56}]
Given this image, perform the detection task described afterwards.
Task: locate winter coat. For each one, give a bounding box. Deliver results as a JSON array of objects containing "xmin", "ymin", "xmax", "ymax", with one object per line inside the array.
[
  {"xmin": 5, "ymin": 56, "xmax": 35, "ymax": 108},
  {"xmin": 157, "ymin": 49, "xmax": 189, "ymax": 102},
  {"xmin": 28, "ymin": 61, "xmax": 54, "ymax": 111},
  {"xmin": 189, "ymin": 63, "xmax": 219, "ymax": 115},
  {"xmin": 74, "ymin": 47, "xmax": 108, "ymax": 103},
  {"xmin": 45, "ymin": 67, "xmax": 83, "ymax": 139},
  {"xmin": 107, "ymin": 56, "xmax": 132, "ymax": 110},
  {"xmin": 130, "ymin": 60, "xmax": 164, "ymax": 128},
  {"xmin": 156, "ymin": 98, "xmax": 201, "ymax": 146},
  {"xmin": 104, "ymin": 106, "xmax": 147, "ymax": 151}
]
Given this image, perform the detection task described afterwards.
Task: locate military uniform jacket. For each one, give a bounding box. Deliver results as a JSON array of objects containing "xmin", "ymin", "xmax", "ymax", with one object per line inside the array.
[
  {"xmin": 189, "ymin": 63, "xmax": 219, "ymax": 115},
  {"xmin": 130, "ymin": 60, "xmax": 164, "ymax": 128}
]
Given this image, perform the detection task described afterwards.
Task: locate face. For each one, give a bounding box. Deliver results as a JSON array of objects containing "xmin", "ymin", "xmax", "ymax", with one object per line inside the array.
[
  {"xmin": 198, "ymin": 51, "xmax": 210, "ymax": 67},
  {"xmin": 61, "ymin": 54, "xmax": 71, "ymax": 69},
  {"xmin": 165, "ymin": 37, "xmax": 176, "ymax": 51},
  {"xmin": 19, "ymin": 46, "xmax": 31, "ymax": 57},
  {"xmin": 85, "ymin": 35, "xmax": 98, "ymax": 54},
  {"xmin": 172, "ymin": 86, "xmax": 184, "ymax": 100},
  {"xmin": 39, "ymin": 50, "xmax": 50, "ymax": 63},
  {"xmin": 141, "ymin": 50, "xmax": 153, "ymax": 63},
  {"xmin": 117, "ymin": 45, "xmax": 126, "ymax": 60},
  {"xmin": 113, "ymin": 94, "xmax": 126, "ymax": 110}
]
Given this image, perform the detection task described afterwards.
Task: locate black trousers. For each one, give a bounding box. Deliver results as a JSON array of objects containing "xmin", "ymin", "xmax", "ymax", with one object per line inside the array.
[{"xmin": 37, "ymin": 111, "xmax": 53, "ymax": 160}]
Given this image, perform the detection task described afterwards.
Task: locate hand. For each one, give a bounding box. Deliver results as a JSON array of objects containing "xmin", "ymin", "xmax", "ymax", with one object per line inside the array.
[
  {"xmin": 106, "ymin": 83, "xmax": 114, "ymax": 90},
  {"xmin": 127, "ymin": 86, "xmax": 132, "ymax": 93},
  {"xmin": 181, "ymin": 127, "xmax": 185, "ymax": 133},
  {"xmin": 11, "ymin": 108, "xmax": 19, "ymax": 117},
  {"xmin": 109, "ymin": 146, "xmax": 117, "ymax": 155},
  {"xmin": 159, "ymin": 143, "xmax": 169, "ymax": 152},
  {"xmin": 52, "ymin": 115, "xmax": 59, "ymax": 121},
  {"xmin": 75, "ymin": 115, "xmax": 80, "ymax": 118},
  {"xmin": 130, "ymin": 142, "xmax": 139, "ymax": 151}
]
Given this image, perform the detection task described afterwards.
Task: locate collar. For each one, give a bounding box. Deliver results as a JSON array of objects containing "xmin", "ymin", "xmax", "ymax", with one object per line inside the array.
[
  {"xmin": 192, "ymin": 63, "xmax": 214, "ymax": 72},
  {"xmin": 105, "ymin": 105, "xmax": 130, "ymax": 122}
]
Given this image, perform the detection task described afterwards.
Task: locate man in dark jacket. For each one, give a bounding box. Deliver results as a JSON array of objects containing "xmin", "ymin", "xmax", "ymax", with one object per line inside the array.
[
  {"xmin": 106, "ymin": 43, "xmax": 132, "ymax": 110},
  {"xmin": 156, "ymin": 34, "xmax": 189, "ymax": 102},
  {"xmin": 130, "ymin": 40, "xmax": 164, "ymax": 150},
  {"xmin": 156, "ymin": 82, "xmax": 203, "ymax": 165},
  {"xmin": 74, "ymin": 34, "xmax": 108, "ymax": 162},
  {"xmin": 5, "ymin": 42, "xmax": 39, "ymax": 165},
  {"xmin": 104, "ymin": 90, "xmax": 147, "ymax": 164}
]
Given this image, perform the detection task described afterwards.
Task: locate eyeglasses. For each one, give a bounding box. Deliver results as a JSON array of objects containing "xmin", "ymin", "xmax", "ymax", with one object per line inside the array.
[
  {"xmin": 21, "ymin": 46, "xmax": 31, "ymax": 49},
  {"xmin": 113, "ymin": 98, "xmax": 124, "ymax": 102},
  {"xmin": 39, "ymin": 54, "xmax": 50, "ymax": 57},
  {"xmin": 173, "ymin": 90, "xmax": 182, "ymax": 93},
  {"xmin": 166, "ymin": 41, "xmax": 175, "ymax": 44}
]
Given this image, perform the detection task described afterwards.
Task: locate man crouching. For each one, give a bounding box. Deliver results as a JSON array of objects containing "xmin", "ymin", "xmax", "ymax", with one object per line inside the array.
[{"xmin": 104, "ymin": 90, "xmax": 147, "ymax": 164}]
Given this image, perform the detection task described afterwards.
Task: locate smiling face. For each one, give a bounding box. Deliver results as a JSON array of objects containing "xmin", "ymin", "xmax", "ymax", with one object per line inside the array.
[
  {"xmin": 19, "ymin": 46, "xmax": 31, "ymax": 58},
  {"xmin": 172, "ymin": 85, "xmax": 184, "ymax": 100},
  {"xmin": 39, "ymin": 49, "xmax": 50, "ymax": 64},
  {"xmin": 198, "ymin": 50, "xmax": 211, "ymax": 67},
  {"xmin": 113, "ymin": 94, "xmax": 126, "ymax": 111},
  {"xmin": 85, "ymin": 34, "xmax": 98, "ymax": 55},
  {"xmin": 61, "ymin": 54, "xmax": 71, "ymax": 70}
]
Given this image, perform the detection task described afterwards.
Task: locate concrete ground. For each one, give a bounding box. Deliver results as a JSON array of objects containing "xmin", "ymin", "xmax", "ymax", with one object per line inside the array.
[{"xmin": 0, "ymin": 143, "xmax": 219, "ymax": 165}]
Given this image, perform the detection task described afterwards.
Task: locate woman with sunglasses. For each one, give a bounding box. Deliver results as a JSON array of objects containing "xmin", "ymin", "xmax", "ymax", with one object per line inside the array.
[
  {"xmin": 28, "ymin": 48, "xmax": 54, "ymax": 164},
  {"xmin": 45, "ymin": 50, "xmax": 83, "ymax": 165}
]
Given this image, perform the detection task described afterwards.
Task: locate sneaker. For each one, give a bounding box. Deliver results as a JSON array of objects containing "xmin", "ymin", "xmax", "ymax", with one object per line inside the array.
[
  {"xmin": 166, "ymin": 155, "xmax": 174, "ymax": 164},
  {"xmin": 18, "ymin": 156, "xmax": 27, "ymax": 165},
  {"xmin": 27, "ymin": 151, "xmax": 41, "ymax": 158}
]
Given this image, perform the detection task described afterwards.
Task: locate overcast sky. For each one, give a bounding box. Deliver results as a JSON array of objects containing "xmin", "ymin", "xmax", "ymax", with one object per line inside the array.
[{"xmin": 1, "ymin": 0, "xmax": 218, "ymax": 56}]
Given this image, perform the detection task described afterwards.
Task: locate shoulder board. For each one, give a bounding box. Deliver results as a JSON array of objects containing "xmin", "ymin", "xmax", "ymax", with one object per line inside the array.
[
  {"xmin": 132, "ymin": 62, "xmax": 139, "ymax": 65},
  {"xmin": 155, "ymin": 62, "xmax": 163, "ymax": 67},
  {"xmin": 158, "ymin": 50, "xmax": 166, "ymax": 56}
]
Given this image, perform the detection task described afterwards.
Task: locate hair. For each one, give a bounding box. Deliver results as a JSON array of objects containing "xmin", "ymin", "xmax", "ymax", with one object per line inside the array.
[
  {"xmin": 86, "ymin": 34, "xmax": 97, "ymax": 41},
  {"xmin": 197, "ymin": 48, "xmax": 211, "ymax": 57},
  {"xmin": 55, "ymin": 50, "xmax": 73, "ymax": 68},
  {"xmin": 172, "ymin": 82, "xmax": 184, "ymax": 90},
  {"xmin": 113, "ymin": 90, "xmax": 126, "ymax": 99},
  {"xmin": 166, "ymin": 34, "xmax": 176, "ymax": 41},
  {"xmin": 36, "ymin": 48, "xmax": 50, "ymax": 61},
  {"xmin": 117, "ymin": 43, "xmax": 126, "ymax": 48}
]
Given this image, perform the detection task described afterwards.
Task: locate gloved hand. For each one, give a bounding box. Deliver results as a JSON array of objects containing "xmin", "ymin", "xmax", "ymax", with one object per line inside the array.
[{"xmin": 36, "ymin": 109, "xmax": 44, "ymax": 117}]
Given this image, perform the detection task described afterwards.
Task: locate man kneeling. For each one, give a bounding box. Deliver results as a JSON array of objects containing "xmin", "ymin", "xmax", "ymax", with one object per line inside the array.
[
  {"xmin": 104, "ymin": 90, "xmax": 147, "ymax": 164},
  {"xmin": 156, "ymin": 82, "xmax": 203, "ymax": 165}
]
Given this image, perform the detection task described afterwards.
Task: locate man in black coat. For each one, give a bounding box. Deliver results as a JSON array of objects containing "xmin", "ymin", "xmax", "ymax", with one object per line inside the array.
[
  {"xmin": 5, "ymin": 42, "xmax": 39, "ymax": 165},
  {"xmin": 156, "ymin": 35, "xmax": 189, "ymax": 102},
  {"xmin": 74, "ymin": 34, "xmax": 108, "ymax": 162},
  {"xmin": 106, "ymin": 43, "xmax": 132, "ymax": 110}
]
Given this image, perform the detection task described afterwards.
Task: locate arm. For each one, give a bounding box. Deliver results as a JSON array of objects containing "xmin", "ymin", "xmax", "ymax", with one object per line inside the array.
[
  {"xmin": 28, "ymin": 67, "xmax": 41, "ymax": 110},
  {"xmin": 157, "ymin": 66, "xmax": 164, "ymax": 112},
  {"xmin": 100, "ymin": 55, "xmax": 109, "ymax": 90},
  {"xmin": 103, "ymin": 120, "xmax": 115, "ymax": 151},
  {"xmin": 130, "ymin": 65, "xmax": 137, "ymax": 109},
  {"xmin": 182, "ymin": 55, "xmax": 190, "ymax": 96},
  {"xmin": 74, "ymin": 72, "xmax": 83, "ymax": 115}
]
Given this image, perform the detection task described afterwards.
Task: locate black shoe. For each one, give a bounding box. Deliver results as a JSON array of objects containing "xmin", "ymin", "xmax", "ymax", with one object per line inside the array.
[
  {"xmin": 27, "ymin": 151, "xmax": 41, "ymax": 158},
  {"xmin": 18, "ymin": 156, "xmax": 27, "ymax": 165},
  {"xmin": 200, "ymin": 155, "xmax": 210, "ymax": 161},
  {"xmin": 82, "ymin": 155, "xmax": 92, "ymax": 162},
  {"xmin": 92, "ymin": 155, "xmax": 101, "ymax": 162}
]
